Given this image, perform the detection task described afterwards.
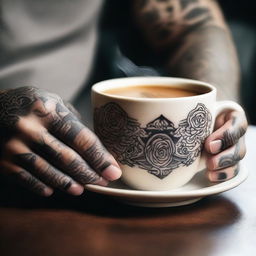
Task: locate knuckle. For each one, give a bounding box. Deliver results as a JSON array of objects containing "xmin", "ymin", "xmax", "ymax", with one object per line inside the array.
[{"xmin": 34, "ymin": 100, "xmax": 56, "ymax": 117}]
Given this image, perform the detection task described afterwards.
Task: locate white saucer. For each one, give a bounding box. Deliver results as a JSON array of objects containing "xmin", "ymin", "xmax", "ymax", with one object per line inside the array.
[{"xmin": 85, "ymin": 165, "xmax": 248, "ymax": 208}]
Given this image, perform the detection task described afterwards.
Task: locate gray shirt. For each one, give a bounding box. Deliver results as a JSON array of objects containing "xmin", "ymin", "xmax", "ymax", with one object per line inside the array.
[{"xmin": 0, "ymin": 0, "xmax": 103, "ymax": 101}]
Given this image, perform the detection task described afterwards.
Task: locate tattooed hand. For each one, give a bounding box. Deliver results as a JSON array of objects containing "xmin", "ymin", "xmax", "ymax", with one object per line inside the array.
[
  {"xmin": 204, "ymin": 110, "xmax": 247, "ymax": 182},
  {"xmin": 0, "ymin": 87, "xmax": 122, "ymax": 196}
]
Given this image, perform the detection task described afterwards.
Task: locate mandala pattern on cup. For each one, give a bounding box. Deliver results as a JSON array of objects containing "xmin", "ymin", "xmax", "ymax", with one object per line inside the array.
[{"xmin": 94, "ymin": 102, "xmax": 212, "ymax": 179}]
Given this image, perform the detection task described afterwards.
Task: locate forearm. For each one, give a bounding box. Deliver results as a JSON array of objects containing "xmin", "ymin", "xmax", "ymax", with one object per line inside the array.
[
  {"xmin": 168, "ymin": 25, "xmax": 240, "ymax": 101},
  {"xmin": 133, "ymin": 0, "xmax": 240, "ymax": 101}
]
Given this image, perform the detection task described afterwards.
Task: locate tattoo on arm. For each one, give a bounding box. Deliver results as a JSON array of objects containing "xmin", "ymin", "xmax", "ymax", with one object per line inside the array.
[
  {"xmin": 133, "ymin": 0, "xmax": 239, "ymax": 100},
  {"xmin": 133, "ymin": 0, "xmax": 219, "ymax": 47}
]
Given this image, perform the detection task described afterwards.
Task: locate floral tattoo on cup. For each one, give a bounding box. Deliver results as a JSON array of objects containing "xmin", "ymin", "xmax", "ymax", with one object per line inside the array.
[{"xmin": 94, "ymin": 102, "xmax": 212, "ymax": 179}]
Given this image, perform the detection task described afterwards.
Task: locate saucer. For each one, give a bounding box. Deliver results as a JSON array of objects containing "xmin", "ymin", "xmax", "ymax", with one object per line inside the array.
[{"xmin": 85, "ymin": 165, "xmax": 248, "ymax": 208}]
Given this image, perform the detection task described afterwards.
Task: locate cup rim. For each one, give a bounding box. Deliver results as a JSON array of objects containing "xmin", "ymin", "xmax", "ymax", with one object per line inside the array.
[{"xmin": 91, "ymin": 76, "xmax": 216, "ymax": 102}]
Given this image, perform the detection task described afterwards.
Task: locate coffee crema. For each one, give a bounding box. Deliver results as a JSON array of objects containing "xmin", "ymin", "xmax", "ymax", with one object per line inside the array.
[{"xmin": 103, "ymin": 85, "xmax": 202, "ymax": 98}]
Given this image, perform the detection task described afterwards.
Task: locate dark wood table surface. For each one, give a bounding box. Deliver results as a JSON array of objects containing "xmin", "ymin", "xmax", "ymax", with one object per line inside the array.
[{"xmin": 0, "ymin": 126, "xmax": 255, "ymax": 256}]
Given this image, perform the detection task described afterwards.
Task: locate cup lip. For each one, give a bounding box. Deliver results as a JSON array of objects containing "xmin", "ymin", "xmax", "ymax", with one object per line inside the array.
[{"xmin": 91, "ymin": 76, "xmax": 216, "ymax": 102}]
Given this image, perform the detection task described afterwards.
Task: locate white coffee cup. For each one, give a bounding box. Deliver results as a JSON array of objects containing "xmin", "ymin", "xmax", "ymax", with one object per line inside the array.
[{"xmin": 91, "ymin": 77, "xmax": 243, "ymax": 191}]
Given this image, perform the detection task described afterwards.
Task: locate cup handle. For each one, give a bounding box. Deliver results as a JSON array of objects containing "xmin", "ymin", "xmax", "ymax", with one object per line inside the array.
[{"xmin": 197, "ymin": 100, "xmax": 244, "ymax": 172}]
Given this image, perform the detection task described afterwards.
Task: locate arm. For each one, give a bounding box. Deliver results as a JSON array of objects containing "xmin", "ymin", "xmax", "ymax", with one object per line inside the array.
[
  {"xmin": 132, "ymin": 0, "xmax": 247, "ymax": 182},
  {"xmin": 132, "ymin": 0, "xmax": 240, "ymax": 101}
]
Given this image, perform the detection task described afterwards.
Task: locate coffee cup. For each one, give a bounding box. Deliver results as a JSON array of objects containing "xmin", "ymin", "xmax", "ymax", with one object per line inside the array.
[{"xmin": 91, "ymin": 77, "xmax": 243, "ymax": 191}]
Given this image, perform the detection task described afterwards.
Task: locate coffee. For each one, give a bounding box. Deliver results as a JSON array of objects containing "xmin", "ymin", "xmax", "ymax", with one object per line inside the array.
[{"xmin": 103, "ymin": 85, "xmax": 201, "ymax": 98}]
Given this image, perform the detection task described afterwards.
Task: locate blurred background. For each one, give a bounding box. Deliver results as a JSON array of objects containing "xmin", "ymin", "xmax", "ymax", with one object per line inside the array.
[
  {"xmin": 80, "ymin": 0, "xmax": 256, "ymax": 124},
  {"xmin": 220, "ymin": 0, "xmax": 256, "ymax": 124}
]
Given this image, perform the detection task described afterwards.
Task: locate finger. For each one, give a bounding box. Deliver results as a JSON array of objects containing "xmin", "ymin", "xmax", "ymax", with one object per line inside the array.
[
  {"xmin": 27, "ymin": 130, "xmax": 108, "ymax": 186},
  {"xmin": 0, "ymin": 160, "xmax": 53, "ymax": 196},
  {"xmin": 204, "ymin": 110, "xmax": 248, "ymax": 154},
  {"xmin": 207, "ymin": 165, "xmax": 238, "ymax": 182},
  {"xmin": 63, "ymin": 101, "xmax": 82, "ymax": 120},
  {"xmin": 46, "ymin": 104, "xmax": 122, "ymax": 180},
  {"xmin": 5, "ymin": 139, "xmax": 84, "ymax": 196},
  {"xmin": 206, "ymin": 137, "xmax": 246, "ymax": 171}
]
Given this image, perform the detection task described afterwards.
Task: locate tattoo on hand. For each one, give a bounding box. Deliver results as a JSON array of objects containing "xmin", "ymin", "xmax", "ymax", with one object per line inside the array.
[
  {"xmin": 180, "ymin": 0, "xmax": 198, "ymax": 10},
  {"xmin": 83, "ymin": 142, "xmax": 111, "ymax": 172},
  {"xmin": 0, "ymin": 86, "xmax": 83, "ymax": 145},
  {"xmin": 13, "ymin": 170, "xmax": 47, "ymax": 195},
  {"xmin": 50, "ymin": 102, "xmax": 84, "ymax": 142},
  {"xmin": 14, "ymin": 153, "xmax": 73, "ymax": 191},
  {"xmin": 221, "ymin": 127, "xmax": 246, "ymax": 151},
  {"xmin": 67, "ymin": 158, "xmax": 100, "ymax": 184},
  {"xmin": 36, "ymin": 133, "xmax": 63, "ymax": 163},
  {"xmin": 0, "ymin": 87, "xmax": 37, "ymax": 127},
  {"xmin": 218, "ymin": 143, "xmax": 241, "ymax": 169}
]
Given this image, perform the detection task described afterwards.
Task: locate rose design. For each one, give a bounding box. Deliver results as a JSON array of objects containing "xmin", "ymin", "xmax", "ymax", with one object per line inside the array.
[
  {"xmin": 94, "ymin": 102, "xmax": 212, "ymax": 179},
  {"xmin": 94, "ymin": 102, "xmax": 128, "ymax": 144},
  {"xmin": 177, "ymin": 141, "xmax": 190, "ymax": 156},
  {"xmin": 121, "ymin": 140, "xmax": 145, "ymax": 166},
  {"xmin": 187, "ymin": 103, "xmax": 210, "ymax": 136},
  {"xmin": 145, "ymin": 134, "xmax": 174, "ymax": 168}
]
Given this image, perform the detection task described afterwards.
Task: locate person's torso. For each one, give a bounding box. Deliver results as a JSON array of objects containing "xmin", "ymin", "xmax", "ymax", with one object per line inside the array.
[{"xmin": 0, "ymin": 0, "xmax": 103, "ymax": 100}]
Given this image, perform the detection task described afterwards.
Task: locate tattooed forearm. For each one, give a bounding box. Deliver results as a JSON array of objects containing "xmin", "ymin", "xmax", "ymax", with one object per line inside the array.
[
  {"xmin": 133, "ymin": 0, "xmax": 221, "ymax": 48},
  {"xmin": 168, "ymin": 25, "xmax": 240, "ymax": 100},
  {"xmin": 133, "ymin": 0, "xmax": 240, "ymax": 101}
]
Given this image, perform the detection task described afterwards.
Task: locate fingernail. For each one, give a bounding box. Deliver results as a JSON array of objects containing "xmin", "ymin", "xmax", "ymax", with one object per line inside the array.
[
  {"xmin": 93, "ymin": 177, "xmax": 109, "ymax": 186},
  {"xmin": 210, "ymin": 140, "xmax": 222, "ymax": 154},
  {"xmin": 102, "ymin": 165, "xmax": 122, "ymax": 181},
  {"xmin": 217, "ymin": 172, "xmax": 227, "ymax": 181},
  {"xmin": 67, "ymin": 183, "xmax": 84, "ymax": 196}
]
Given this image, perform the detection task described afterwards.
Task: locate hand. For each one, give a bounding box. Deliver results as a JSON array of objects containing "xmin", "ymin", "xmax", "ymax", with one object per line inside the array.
[
  {"xmin": 0, "ymin": 87, "xmax": 122, "ymax": 196},
  {"xmin": 204, "ymin": 109, "xmax": 248, "ymax": 182}
]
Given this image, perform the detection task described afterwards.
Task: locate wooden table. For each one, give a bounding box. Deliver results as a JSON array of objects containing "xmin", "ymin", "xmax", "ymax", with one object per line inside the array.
[{"xmin": 0, "ymin": 126, "xmax": 255, "ymax": 256}]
